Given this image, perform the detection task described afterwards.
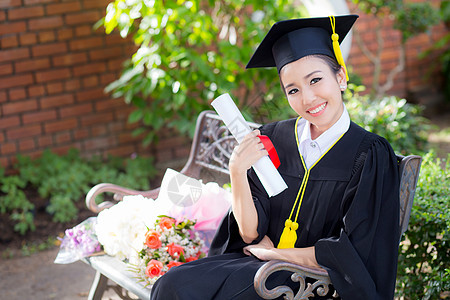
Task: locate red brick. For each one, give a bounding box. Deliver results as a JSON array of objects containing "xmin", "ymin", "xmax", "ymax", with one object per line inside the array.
[
  {"xmin": 65, "ymin": 11, "xmax": 100, "ymax": 25},
  {"xmin": 95, "ymin": 98, "xmax": 126, "ymax": 111},
  {"xmin": 29, "ymin": 16, "xmax": 63, "ymax": 30},
  {"xmin": 32, "ymin": 42, "xmax": 68, "ymax": 57},
  {"xmin": 69, "ymin": 37, "xmax": 103, "ymax": 51},
  {"xmin": 91, "ymin": 124, "xmax": 107, "ymax": 137},
  {"xmin": 107, "ymin": 58, "xmax": 126, "ymax": 71},
  {"xmin": 0, "ymin": 21, "xmax": 25, "ymax": 35},
  {"xmin": 52, "ymin": 145, "xmax": 75, "ymax": 156},
  {"xmin": 100, "ymin": 73, "xmax": 118, "ymax": 85},
  {"xmin": 0, "ymin": 10, "xmax": 5, "ymax": 22},
  {"xmin": 105, "ymin": 34, "xmax": 128, "ymax": 46},
  {"xmin": 108, "ymin": 145, "xmax": 136, "ymax": 157},
  {"xmin": 0, "ymin": 74, "xmax": 33, "ymax": 89},
  {"xmin": 15, "ymin": 58, "xmax": 50, "ymax": 73},
  {"xmin": 82, "ymin": 75, "xmax": 99, "ymax": 88},
  {"xmin": 55, "ymin": 132, "xmax": 71, "ymax": 144},
  {"xmin": 40, "ymin": 94, "xmax": 74, "ymax": 109},
  {"xmin": 0, "ymin": 63, "xmax": 13, "ymax": 76},
  {"xmin": 36, "ymin": 68, "xmax": 71, "ymax": 83},
  {"xmin": 73, "ymin": 62, "xmax": 106, "ymax": 76},
  {"xmin": 52, "ymin": 53, "xmax": 87, "ymax": 67},
  {"xmin": 76, "ymin": 87, "xmax": 105, "ymax": 102},
  {"xmin": 0, "ymin": 48, "xmax": 29, "ymax": 63},
  {"xmin": 1, "ymin": 142, "xmax": 17, "ymax": 155},
  {"xmin": 38, "ymin": 135, "xmax": 53, "ymax": 147},
  {"xmin": 46, "ymin": 82, "xmax": 64, "ymax": 94},
  {"xmin": 0, "ymin": 157, "xmax": 9, "ymax": 169},
  {"xmin": 75, "ymin": 25, "xmax": 93, "ymax": 37},
  {"xmin": 0, "ymin": 116, "xmax": 20, "ymax": 129},
  {"xmin": 2, "ymin": 99, "xmax": 38, "ymax": 115},
  {"xmin": 8, "ymin": 6, "xmax": 45, "ymax": 20},
  {"xmin": 81, "ymin": 112, "xmax": 114, "ymax": 126},
  {"xmin": 47, "ymin": 1, "xmax": 81, "ymax": 15},
  {"xmin": 19, "ymin": 138, "xmax": 36, "ymax": 152},
  {"xmin": 0, "ymin": 90, "xmax": 6, "ymax": 102},
  {"xmin": 118, "ymin": 132, "xmax": 141, "ymax": 144},
  {"xmin": 60, "ymin": 103, "xmax": 93, "ymax": 118},
  {"xmin": 57, "ymin": 28, "xmax": 73, "ymax": 41},
  {"xmin": 19, "ymin": 33, "xmax": 37, "ymax": 45},
  {"xmin": 83, "ymin": 136, "xmax": 116, "ymax": 151},
  {"xmin": 9, "ymin": 88, "xmax": 26, "ymax": 101},
  {"xmin": 1, "ymin": 35, "xmax": 19, "ymax": 48},
  {"xmin": 6, "ymin": 124, "xmax": 42, "ymax": 140},
  {"xmin": 22, "ymin": 110, "xmax": 57, "ymax": 124},
  {"xmin": 82, "ymin": 0, "xmax": 111, "ymax": 9},
  {"xmin": 0, "ymin": 132, "xmax": 4, "ymax": 143},
  {"xmin": 24, "ymin": 0, "xmax": 57, "ymax": 4},
  {"xmin": 89, "ymin": 46, "xmax": 123, "ymax": 61},
  {"xmin": 74, "ymin": 128, "xmax": 89, "ymax": 140},
  {"xmin": 64, "ymin": 79, "xmax": 80, "ymax": 91},
  {"xmin": 0, "ymin": 0, "xmax": 21, "ymax": 8},
  {"xmin": 28, "ymin": 85, "xmax": 45, "ymax": 97},
  {"xmin": 38, "ymin": 31, "xmax": 56, "ymax": 43},
  {"xmin": 45, "ymin": 118, "xmax": 77, "ymax": 133}
]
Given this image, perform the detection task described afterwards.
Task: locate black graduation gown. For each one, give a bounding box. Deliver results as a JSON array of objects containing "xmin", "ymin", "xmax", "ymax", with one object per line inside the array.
[{"xmin": 151, "ymin": 119, "xmax": 400, "ymax": 300}]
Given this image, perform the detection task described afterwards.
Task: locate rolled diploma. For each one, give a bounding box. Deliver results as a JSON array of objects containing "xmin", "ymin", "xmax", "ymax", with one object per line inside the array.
[{"xmin": 211, "ymin": 93, "xmax": 288, "ymax": 197}]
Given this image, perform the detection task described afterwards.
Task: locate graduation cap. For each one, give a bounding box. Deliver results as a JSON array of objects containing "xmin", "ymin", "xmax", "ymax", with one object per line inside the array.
[{"xmin": 246, "ymin": 15, "xmax": 359, "ymax": 81}]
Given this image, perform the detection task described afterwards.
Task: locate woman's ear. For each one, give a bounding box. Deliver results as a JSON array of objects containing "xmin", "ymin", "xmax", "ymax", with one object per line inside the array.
[{"xmin": 337, "ymin": 67, "xmax": 347, "ymax": 91}]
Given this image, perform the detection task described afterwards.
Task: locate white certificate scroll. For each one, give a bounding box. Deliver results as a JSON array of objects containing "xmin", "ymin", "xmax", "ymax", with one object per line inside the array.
[{"xmin": 211, "ymin": 93, "xmax": 288, "ymax": 197}]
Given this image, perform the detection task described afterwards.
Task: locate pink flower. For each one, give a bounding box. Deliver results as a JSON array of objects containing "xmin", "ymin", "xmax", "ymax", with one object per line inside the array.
[
  {"xmin": 145, "ymin": 259, "xmax": 164, "ymax": 278},
  {"xmin": 145, "ymin": 230, "xmax": 161, "ymax": 249},
  {"xmin": 159, "ymin": 217, "xmax": 176, "ymax": 230},
  {"xmin": 167, "ymin": 243, "xmax": 184, "ymax": 257},
  {"xmin": 167, "ymin": 261, "xmax": 183, "ymax": 270}
]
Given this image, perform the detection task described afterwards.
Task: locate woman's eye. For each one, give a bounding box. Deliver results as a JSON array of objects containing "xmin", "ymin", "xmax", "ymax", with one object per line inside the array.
[
  {"xmin": 310, "ymin": 77, "xmax": 322, "ymax": 84},
  {"xmin": 288, "ymin": 88, "xmax": 299, "ymax": 95}
]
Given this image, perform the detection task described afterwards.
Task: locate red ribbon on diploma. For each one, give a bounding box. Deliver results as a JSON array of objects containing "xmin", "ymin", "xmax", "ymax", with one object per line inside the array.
[{"xmin": 258, "ymin": 135, "xmax": 280, "ymax": 169}]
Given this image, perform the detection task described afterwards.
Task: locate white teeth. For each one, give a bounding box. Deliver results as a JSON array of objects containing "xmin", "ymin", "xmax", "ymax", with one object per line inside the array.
[{"xmin": 309, "ymin": 103, "xmax": 326, "ymax": 114}]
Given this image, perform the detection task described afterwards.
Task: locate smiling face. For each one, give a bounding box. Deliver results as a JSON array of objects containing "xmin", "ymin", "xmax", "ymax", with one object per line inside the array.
[{"xmin": 279, "ymin": 55, "xmax": 347, "ymax": 139}]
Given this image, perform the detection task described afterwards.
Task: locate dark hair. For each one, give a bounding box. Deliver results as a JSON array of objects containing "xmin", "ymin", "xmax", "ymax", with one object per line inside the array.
[{"xmin": 311, "ymin": 54, "xmax": 341, "ymax": 75}]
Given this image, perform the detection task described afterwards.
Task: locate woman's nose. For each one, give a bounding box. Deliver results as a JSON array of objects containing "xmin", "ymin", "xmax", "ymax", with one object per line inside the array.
[{"xmin": 301, "ymin": 87, "xmax": 316, "ymax": 106}]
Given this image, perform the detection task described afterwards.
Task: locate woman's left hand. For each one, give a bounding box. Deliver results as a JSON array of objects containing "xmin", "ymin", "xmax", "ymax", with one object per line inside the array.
[{"xmin": 243, "ymin": 235, "xmax": 276, "ymax": 261}]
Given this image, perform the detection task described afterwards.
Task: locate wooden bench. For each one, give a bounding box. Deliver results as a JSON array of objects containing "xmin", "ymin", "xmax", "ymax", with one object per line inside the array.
[{"xmin": 84, "ymin": 110, "xmax": 421, "ymax": 300}]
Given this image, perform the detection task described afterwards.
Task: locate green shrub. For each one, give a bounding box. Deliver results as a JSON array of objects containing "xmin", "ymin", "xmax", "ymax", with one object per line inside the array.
[
  {"xmin": 344, "ymin": 84, "xmax": 431, "ymax": 155},
  {"xmin": 0, "ymin": 149, "xmax": 157, "ymax": 234},
  {"xmin": 396, "ymin": 151, "xmax": 450, "ymax": 299}
]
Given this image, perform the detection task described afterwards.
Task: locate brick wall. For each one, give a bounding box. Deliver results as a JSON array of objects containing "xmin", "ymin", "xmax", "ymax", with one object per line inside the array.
[
  {"xmin": 0, "ymin": 0, "xmax": 194, "ymax": 170},
  {"xmin": 347, "ymin": 0, "xmax": 448, "ymax": 101}
]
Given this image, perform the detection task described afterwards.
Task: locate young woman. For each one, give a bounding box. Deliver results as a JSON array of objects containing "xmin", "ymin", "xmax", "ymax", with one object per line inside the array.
[{"xmin": 151, "ymin": 15, "xmax": 400, "ymax": 300}]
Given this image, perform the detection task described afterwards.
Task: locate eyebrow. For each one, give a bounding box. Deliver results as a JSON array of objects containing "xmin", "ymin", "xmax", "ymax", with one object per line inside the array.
[{"xmin": 283, "ymin": 70, "xmax": 322, "ymax": 90}]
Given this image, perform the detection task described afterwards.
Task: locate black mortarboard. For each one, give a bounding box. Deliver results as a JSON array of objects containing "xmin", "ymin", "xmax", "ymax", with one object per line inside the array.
[{"xmin": 246, "ymin": 15, "xmax": 359, "ymax": 77}]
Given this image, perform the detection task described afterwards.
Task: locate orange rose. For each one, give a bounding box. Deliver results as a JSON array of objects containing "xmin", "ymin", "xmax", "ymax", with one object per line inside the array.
[
  {"xmin": 145, "ymin": 259, "xmax": 163, "ymax": 278},
  {"xmin": 167, "ymin": 242, "xmax": 184, "ymax": 257},
  {"xmin": 145, "ymin": 230, "xmax": 161, "ymax": 249},
  {"xmin": 185, "ymin": 256, "xmax": 198, "ymax": 262},
  {"xmin": 159, "ymin": 217, "xmax": 176, "ymax": 230},
  {"xmin": 167, "ymin": 261, "xmax": 183, "ymax": 270}
]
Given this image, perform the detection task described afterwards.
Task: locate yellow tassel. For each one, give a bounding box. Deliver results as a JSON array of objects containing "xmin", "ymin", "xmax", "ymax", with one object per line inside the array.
[
  {"xmin": 277, "ymin": 219, "xmax": 292, "ymax": 249},
  {"xmin": 284, "ymin": 221, "xmax": 298, "ymax": 248},
  {"xmin": 329, "ymin": 16, "xmax": 349, "ymax": 82}
]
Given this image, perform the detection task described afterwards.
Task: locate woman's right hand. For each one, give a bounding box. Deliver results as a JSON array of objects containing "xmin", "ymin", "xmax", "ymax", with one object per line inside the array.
[{"xmin": 229, "ymin": 130, "xmax": 269, "ymax": 175}]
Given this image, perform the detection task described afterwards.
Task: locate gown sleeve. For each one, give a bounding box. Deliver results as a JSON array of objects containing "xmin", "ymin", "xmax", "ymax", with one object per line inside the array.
[
  {"xmin": 314, "ymin": 137, "xmax": 400, "ymax": 300},
  {"xmin": 208, "ymin": 124, "xmax": 275, "ymax": 257}
]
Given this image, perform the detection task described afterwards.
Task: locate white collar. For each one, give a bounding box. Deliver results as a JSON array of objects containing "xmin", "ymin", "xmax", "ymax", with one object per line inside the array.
[{"xmin": 299, "ymin": 104, "xmax": 350, "ymax": 154}]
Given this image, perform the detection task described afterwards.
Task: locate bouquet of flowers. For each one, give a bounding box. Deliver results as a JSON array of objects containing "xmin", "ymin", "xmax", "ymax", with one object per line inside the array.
[
  {"xmin": 54, "ymin": 217, "xmax": 102, "ymax": 264},
  {"xmin": 130, "ymin": 215, "xmax": 206, "ymax": 285}
]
